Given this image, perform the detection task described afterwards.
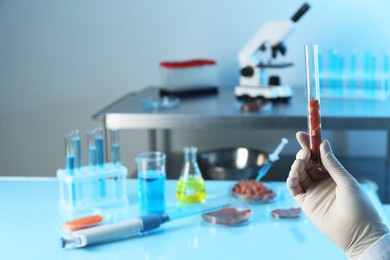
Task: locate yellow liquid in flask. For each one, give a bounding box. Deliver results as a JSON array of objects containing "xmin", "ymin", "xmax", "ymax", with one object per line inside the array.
[{"xmin": 176, "ymin": 177, "xmax": 206, "ymax": 203}]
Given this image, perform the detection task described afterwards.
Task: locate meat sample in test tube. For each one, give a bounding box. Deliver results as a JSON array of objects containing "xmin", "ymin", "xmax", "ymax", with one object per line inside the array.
[
  {"xmin": 308, "ymin": 98, "xmax": 321, "ymax": 161},
  {"xmin": 305, "ymin": 44, "xmax": 322, "ymax": 166}
]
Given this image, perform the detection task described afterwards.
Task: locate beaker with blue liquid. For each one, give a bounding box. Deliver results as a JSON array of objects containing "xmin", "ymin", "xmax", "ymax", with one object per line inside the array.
[{"xmin": 135, "ymin": 152, "xmax": 166, "ymax": 215}]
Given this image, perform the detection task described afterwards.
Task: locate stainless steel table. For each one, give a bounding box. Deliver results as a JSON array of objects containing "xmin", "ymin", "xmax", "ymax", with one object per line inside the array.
[
  {"xmin": 93, "ymin": 86, "xmax": 390, "ymax": 202},
  {"xmin": 93, "ymin": 86, "xmax": 390, "ymax": 149}
]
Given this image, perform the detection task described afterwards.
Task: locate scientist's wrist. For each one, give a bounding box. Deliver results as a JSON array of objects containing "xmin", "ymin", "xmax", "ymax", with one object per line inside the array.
[
  {"xmin": 356, "ymin": 233, "xmax": 390, "ymax": 260},
  {"xmin": 347, "ymin": 228, "xmax": 389, "ymax": 260}
]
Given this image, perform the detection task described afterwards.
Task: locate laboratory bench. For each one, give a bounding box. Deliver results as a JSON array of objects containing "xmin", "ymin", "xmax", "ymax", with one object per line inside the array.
[
  {"xmin": 1, "ymin": 177, "xmax": 389, "ymax": 260},
  {"xmin": 93, "ymin": 86, "xmax": 390, "ymax": 203}
]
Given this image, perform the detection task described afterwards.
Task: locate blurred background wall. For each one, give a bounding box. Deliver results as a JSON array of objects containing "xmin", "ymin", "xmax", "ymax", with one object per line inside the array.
[{"xmin": 0, "ymin": 0, "xmax": 388, "ymax": 177}]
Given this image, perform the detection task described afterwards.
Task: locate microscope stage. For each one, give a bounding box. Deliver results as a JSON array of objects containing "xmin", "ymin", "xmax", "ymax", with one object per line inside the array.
[{"xmin": 235, "ymin": 85, "xmax": 293, "ymax": 102}]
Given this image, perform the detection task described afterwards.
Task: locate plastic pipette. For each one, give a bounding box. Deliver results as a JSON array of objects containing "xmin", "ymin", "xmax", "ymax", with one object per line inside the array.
[
  {"xmin": 255, "ymin": 138, "xmax": 288, "ymax": 181},
  {"xmin": 61, "ymin": 203, "xmax": 229, "ymax": 249}
]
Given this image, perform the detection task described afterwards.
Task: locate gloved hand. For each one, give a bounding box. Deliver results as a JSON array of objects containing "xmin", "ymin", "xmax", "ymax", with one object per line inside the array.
[{"xmin": 287, "ymin": 131, "xmax": 389, "ymax": 259}]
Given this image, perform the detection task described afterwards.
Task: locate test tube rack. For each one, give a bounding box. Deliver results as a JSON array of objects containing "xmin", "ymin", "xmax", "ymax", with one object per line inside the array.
[
  {"xmin": 319, "ymin": 71, "xmax": 390, "ymax": 100},
  {"xmin": 319, "ymin": 49, "xmax": 390, "ymax": 100},
  {"xmin": 57, "ymin": 163, "xmax": 128, "ymax": 212}
]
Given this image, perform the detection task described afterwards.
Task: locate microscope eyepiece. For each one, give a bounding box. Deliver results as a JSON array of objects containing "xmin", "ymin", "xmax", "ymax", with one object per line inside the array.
[{"xmin": 291, "ymin": 3, "xmax": 310, "ymax": 22}]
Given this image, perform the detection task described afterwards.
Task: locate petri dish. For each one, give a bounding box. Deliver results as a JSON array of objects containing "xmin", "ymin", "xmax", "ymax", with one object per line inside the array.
[
  {"xmin": 271, "ymin": 207, "xmax": 302, "ymax": 219},
  {"xmin": 230, "ymin": 180, "xmax": 278, "ymax": 204},
  {"xmin": 234, "ymin": 100, "xmax": 273, "ymax": 112},
  {"xmin": 202, "ymin": 205, "xmax": 251, "ymax": 225},
  {"xmin": 142, "ymin": 96, "xmax": 180, "ymax": 111}
]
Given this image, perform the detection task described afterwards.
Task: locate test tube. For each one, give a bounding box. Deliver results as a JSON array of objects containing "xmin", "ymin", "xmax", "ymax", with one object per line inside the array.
[
  {"xmin": 110, "ymin": 129, "xmax": 123, "ymax": 199},
  {"xmin": 327, "ymin": 48, "xmax": 337, "ymax": 93},
  {"xmin": 87, "ymin": 130, "xmax": 99, "ymax": 202},
  {"xmin": 95, "ymin": 127, "xmax": 105, "ymax": 166},
  {"xmin": 349, "ymin": 52, "xmax": 357, "ymax": 92},
  {"xmin": 64, "ymin": 133, "xmax": 76, "ymax": 206},
  {"xmin": 87, "ymin": 130, "xmax": 97, "ymax": 168},
  {"xmin": 370, "ymin": 54, "xmax": 377, "ymax": 93},
  {"xmin": 363, "ymin": 51, "xmax": 372, "ymax": 92},
  {"xmin": 110, "ymin": 129, "xmax": 120, "ymax": 164},
  {"xmin": 65, "ymin": 133, "xmax": 75, "ymax": 173},
  {"xmin": 94, "ymin": 127, "xmax": 106, "ymax": 198},
  {"xmin": 383, "ymin": 53, "xmax": 389, "ymax": 94},
  {"xmin": 384, "ymin": 52, "xmax": 389, "ymax": 73},
  {"xmin": 71, "ymin": 130, "xmax": 82, "ymax": 168},
  {"xmin": 305, "ymin": 44, "xmax": 322, "ymax": 167},
  {"xmin": 71, "ymin": 130, "xmax": 84, "ymax": 203},
  {"xmin": 337, "ymin": 54, "xmax": 344, "ymax": 93}
]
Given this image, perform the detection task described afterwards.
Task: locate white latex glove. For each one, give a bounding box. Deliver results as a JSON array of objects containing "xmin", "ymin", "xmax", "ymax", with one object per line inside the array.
[{"xmin": 287, "ymin": 131, "xmax": 389, "ymax": 259}]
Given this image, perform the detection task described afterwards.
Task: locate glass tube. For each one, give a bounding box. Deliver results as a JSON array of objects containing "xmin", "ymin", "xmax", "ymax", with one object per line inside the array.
[
  {"xmin": 64, "ymin": 132, "xmax": 76, "ymax": 206},
  {"xmin": 305, "ymin": 44, "xmax": 322, "ymax": 166},
  {"xmin": 87, "ymin": 130, "xmax": 97, "ymax": 168},
  {"xmin": 384, "ymin": 52, "xmax": 389, "ymax": 94},
  {"xmin": 64, "ymin": 133, "xmax": 75, "ymax": 173},
  {"xmin": 94, "ymin": 127, "xmax": 106, "ymax": 197},
  {"xmin": 110, "ymin": 129, "xmax": 120, "ymax": 164},
  {"xmin": 71, "ymin": 130, "xmax": 82, "ymax": 168},
  {"xmin": 349, "ymin": 52, "xmax": 357, "ymax": 91},
  {"xmin": 95, "ymin": 127, "xmax": 105, "ymax": 166}
]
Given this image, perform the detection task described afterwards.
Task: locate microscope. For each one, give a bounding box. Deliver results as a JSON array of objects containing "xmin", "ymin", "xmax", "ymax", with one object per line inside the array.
[{"xmin": 235, "ymin": 3, "xmax": 310, "ymax": 101}]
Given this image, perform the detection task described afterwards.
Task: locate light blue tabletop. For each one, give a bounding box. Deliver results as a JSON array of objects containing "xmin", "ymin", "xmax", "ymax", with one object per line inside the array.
[{"xmin": 0, "ymin": 178, "xmax": 388, "ymax": 260}]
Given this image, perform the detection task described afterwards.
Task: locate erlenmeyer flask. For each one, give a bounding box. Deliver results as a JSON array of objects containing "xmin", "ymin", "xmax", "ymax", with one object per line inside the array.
[{"xmin": 176, "ymin": 146, "xmax": 206, "ymax": 203}]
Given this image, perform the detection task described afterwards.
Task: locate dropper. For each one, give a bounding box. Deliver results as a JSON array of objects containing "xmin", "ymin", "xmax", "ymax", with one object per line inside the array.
[
  {"xmin": 255, "ymin": 137, "xmax": 289, "ymax": 181},
  {"xmin": 61, "ymin": 203, "xmax": 229, "ymax": 249}
]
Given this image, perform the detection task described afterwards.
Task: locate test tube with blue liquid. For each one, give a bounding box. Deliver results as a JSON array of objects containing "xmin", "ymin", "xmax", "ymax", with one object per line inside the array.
[
  {"xmin": 71, "ymin": 130, "xmax": 82, "ymax": 169},
  {"xmin": 370, "ymin": 54, "xmax": 376, "ymax": 93},
  {"xmin": 65, "ymin": 133, "xmax": 76, "ymax": 206},
  {"xmin": 135, "ymin": 152, "xmax": 166, "ymax": 215},
  {"xmin": 110, "ymin": 129, "xmax": 120, "ymax": 165},
  {"xmin": 71, "ymin": 130, "xmax": 83, "ymax": 202},
  {"xmin": 87, "ymin": 130, "xmax": 98, "ymax": 168},
  {"xmin": 336, "ymin": 52, "xmax": 344, "ymax": 93},
  {"xmin": 384, "ymin": 53, "xmax": 389, "ymax": 94},
  {"xmin": 65, "ymin": 133, "xmax": 75, "ymax": 172},
  {"xmin": 328, "ymin": 48, "xmax": 338, "ymax": 93},
  {"xmin": 349, "ymin": 52, "xmax": 357, "ymax": 92},
  {"xmin": 92, "ymin": 128, "xmax": 106, "ymax": 198},
  {"xmin": 363, "ymin": 51, "xmax": 376, "ymax": 94},
  {"xmin": 87, "ymin": 130, "xmax": 100, "ymax": 202},
  {"xmin": 95, "ymin": 127, "xmax": 105, "ymax": 166},
  {"xmin": 318, "ymin": 51, "xmax": 326, "ymax": 95},
  {"xmin": 110, "ymin": 129, "xmax": 123, "ymax": 199}
]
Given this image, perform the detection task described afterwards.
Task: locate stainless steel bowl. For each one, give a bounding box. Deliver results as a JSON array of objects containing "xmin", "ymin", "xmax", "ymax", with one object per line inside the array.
[{"xmin": 198, "ymin": 147, "xmax": 268, "ymax": 180}]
